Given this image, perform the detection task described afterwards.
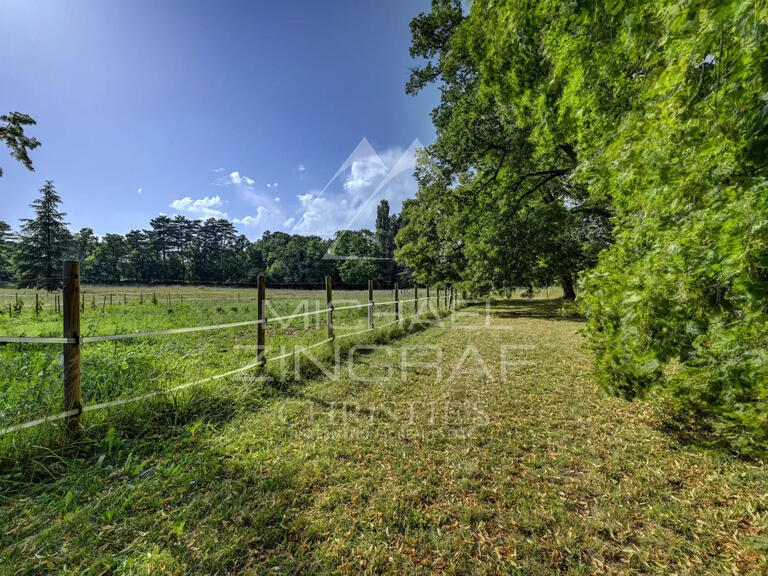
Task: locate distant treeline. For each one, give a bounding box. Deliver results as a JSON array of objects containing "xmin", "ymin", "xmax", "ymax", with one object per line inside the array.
[{"xmin": 0, "ymin": 182, "xmax": 407, "ymax": 289}]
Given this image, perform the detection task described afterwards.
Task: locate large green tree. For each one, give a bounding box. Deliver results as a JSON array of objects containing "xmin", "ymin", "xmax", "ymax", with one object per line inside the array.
[
  {"xmin": 402, "ymin": 0, "xmax": 768, "ymax": 451},
  {"xmin": 396, "ymin": 0, "xmax": 610, "ymax": 299},
  {"xmin": 16, "ymin": 181, "xmax": 71, "ymax": 290}
]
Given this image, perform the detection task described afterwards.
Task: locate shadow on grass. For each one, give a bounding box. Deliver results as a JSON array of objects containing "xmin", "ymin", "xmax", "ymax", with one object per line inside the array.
[
  {"xmin": 0, "ymin": 310, "xmax": 450, "ymax": 491},
  {"xmin": 652, "ymin": 402, "xmax": 768, "ymax": 462},
  {"xmin": 464, "ymin": 298, "xmax": 583, "ymax": 322}
]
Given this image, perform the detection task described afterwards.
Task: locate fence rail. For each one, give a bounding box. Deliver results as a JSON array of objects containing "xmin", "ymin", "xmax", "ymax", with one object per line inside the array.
[{"xmin": 0, "ymin": 263, "xmax": 460, "ymax": 436}]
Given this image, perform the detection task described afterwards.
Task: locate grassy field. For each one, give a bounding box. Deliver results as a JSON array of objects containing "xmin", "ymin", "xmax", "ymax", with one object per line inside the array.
[
  {"xmin": 0, "ymin": 286, "xmax": 413, "ymax": 439},
  {"xmin": 2, "ymin": 298, "xmax": 767, "ymax": 574}
]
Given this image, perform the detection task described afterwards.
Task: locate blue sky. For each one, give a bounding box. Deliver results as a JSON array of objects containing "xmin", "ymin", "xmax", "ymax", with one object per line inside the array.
[{"xmin": 0, "ymin": 0, "xmax": 439, "ymax": 239}]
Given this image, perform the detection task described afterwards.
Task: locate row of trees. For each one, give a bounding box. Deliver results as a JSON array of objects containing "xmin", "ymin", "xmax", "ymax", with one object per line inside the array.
[
  {"xmin": 0, "ymin": 183, "xmax": 408, "ymax": 289},
  {"xmin": 397, "ymin": 1, "xmax": 767, "ymax": 451}
]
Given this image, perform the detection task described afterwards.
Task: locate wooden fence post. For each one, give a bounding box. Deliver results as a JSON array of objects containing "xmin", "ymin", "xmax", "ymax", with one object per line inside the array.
[
  {"xmin": 394, "ymin": 282, "xmax": 399, "ymax": 322},
  {"xmin": 62, "ymin": 261, "xmax": 81, "ymax": 436},
  {"xmin": 325, "ymin": 275, "xmax": 334, "ymax": 340},
  {"xmin": 368, "ymin": 279, "xmax": 374, "ymax": 330},
  {"xmin": 81, "ymin": 293, "xmax": 85, "ymax": 313},
  {"xmin": 257, "ymin": 275, "xmax": 266, "ymax": 366},
  {"xmin": 35, "ymin": 293, "xmax": 39, "ymax": 316},
  {"xmin": 436, "ymin": 285, "xmax": 440, "ymax": 310},
  {"xmin": 414, "ymin": 285, "xmax": 419, "ymax": 315},
  {"xmin": 449, "ymin": 286, "xmax": 454, "ymax": 310}
]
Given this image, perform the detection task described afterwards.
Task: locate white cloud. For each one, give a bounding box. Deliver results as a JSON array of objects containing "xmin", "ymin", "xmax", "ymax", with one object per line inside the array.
[
  {"xmin": 232, "ymin": 214, "xmax": 260, "ymax": 227},
  {"xmin": 233, "ymin": 188, "xmax": 287, "ymax": 234},
  {"xmin": 233, "ymin": 206, "xmax": 276, "ymax": 229},
  {"xmin": 213, "ymin": 168, "xmax": 287, "ymax": 234},
  {"xmin": 274, "ymin": 196, "xmax": 280, "ymax": 202},
  {"xmin": 170, "ymin": 195, "xmax": 228, "ymax": 219},
  {"xmin": 292, "ymin": 191, "xmax": 336, "ymax": 235},
  {"xmin": 137, "ymin": 187, "xmax": 142, "ymax": 195},
  {"xmin": 298, "ymin": 164, "xmax": 306, "ymax": 172},
  {"xmin": 228, "ymin": 171, "xmax": 255, "ymax": 186},
  {"xmin": 344, "ymin": 155, "xmax": 388, "ymax": 192},
  {"xmin": 283, "ymin": 217, "xmax": 295, "ymax": 227}
]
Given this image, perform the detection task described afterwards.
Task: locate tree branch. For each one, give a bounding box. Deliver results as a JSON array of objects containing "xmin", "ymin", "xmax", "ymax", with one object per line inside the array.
[{"xmin": 507, "ymin": 169, "xmax": 571, "ymax": 216}]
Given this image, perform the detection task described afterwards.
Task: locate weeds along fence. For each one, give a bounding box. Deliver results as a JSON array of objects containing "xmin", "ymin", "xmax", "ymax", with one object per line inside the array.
[{"xmin": 0, "ymin": 262, "xmax": 459, "ymax": 438}]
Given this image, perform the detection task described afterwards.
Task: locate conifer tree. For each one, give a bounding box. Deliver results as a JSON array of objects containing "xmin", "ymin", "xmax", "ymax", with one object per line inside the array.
[{"xmin": 17, "ymin": 181, "xmax": 70, "ymax": 290}]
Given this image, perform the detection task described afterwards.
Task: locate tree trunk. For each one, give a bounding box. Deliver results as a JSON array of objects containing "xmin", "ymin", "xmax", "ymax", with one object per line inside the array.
[{"xmin": 560, "ymin": 274, "xmax": 576, "ymax": 300}]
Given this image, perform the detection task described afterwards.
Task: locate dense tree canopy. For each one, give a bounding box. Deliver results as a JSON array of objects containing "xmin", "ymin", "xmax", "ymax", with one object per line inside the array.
[
  {"xmin": 396, "ymin": 0, "xmax": 611, "ymax": 298},
  {"xmin": 399, "ymin": 0, "xmax": 768, "ymax": 450}
]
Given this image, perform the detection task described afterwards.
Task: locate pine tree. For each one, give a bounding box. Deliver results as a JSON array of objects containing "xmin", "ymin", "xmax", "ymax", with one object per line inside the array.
[{"xmin": 17, "ymin": 181, "xmax": 70, "ymax": 290}]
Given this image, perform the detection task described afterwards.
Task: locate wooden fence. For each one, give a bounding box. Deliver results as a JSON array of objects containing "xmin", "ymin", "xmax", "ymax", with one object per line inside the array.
[{"xmin": 0, "ymin": 261, "xmax": 459, "ymax": 436}]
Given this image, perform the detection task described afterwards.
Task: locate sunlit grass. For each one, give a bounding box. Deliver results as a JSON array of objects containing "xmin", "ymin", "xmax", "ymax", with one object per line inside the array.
[
  {"xmin": 0, "ymin": 286, "xmax": 443, "ymax": 458},
  {"xmin": 2, "ymin": 299, "xmax": 767, "ymax": 574}
]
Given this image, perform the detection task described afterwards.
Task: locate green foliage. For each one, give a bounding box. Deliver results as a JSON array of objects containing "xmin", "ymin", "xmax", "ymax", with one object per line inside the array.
[
  {"xmin": 260, "ymin": 231, "xmax": 334, "ymax": 285},
  {"xmin": 404, "ymin": 0, "xmax": 768, "ymax": 450},
  {"xmin": 396, "ymin": 1, "xmax": 610, "ymax": 298},
  {"xmin": 421, "ymin": 0, "xmax": 766, "ymax": 450},
  {"xmin": 331, "ymin": 229, "xmax": 382, "ymax": 284},
  {"xmin": 16, "ymin": 181, "xmax": 71, "ymax": 290},
  {"xmin": 0, "ymin": 221, "xmax": 15, "ymax": 282},
  {"xmin": 70, "ymin": 227, "xmax": 98, "ymax": 261},
  {"xmin": 0, "ymin": 112, "xmax": 40, "ymax": 178},
  {"xmin": 374, "ymin": 199, "xmax": 404, "ymax": 285},
  {"xmin": 5, "ymin": 198, "xmax": 410, "ymax": 288}
]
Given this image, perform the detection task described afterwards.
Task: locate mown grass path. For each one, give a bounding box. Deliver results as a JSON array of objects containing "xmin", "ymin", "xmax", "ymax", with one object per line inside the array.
[{"xmin": 2, "ymin": 301, "xmax": 768, "ymax": 574}]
